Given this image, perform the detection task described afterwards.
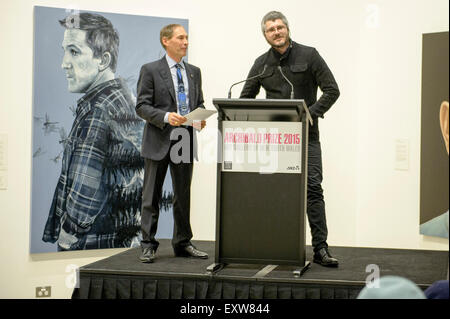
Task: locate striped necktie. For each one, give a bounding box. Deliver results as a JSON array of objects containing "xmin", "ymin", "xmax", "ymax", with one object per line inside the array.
[{"xmin": 175, "ymin": 64, "xmax": 189, "ymax": 116}]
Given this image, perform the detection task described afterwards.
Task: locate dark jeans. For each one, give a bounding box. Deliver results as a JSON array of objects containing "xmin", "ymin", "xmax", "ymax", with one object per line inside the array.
[{"xmin": 307, "ymin": 140, "xmax": 328, "ymax": 253}]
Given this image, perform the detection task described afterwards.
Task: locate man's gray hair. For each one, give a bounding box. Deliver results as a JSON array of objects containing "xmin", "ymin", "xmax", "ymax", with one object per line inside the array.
[{"xmin": 261, "ymin": 11, "xmax": 290, "ymax": 35}]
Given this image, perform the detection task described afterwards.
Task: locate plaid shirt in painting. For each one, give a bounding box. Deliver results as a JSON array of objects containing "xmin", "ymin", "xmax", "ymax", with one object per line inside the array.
[{"xmin": 42, "ymin": 78, "xmax": 145, "ymax": 250}]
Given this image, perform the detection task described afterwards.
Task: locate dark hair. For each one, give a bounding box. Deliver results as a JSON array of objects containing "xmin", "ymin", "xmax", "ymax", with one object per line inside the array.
[
  {"xmin": 261, "ymin": 11, "xmax": 290, "ymax": 35},
  {"xmin": 160, "ymin": 24, "xmax": 183, "ymax": 49},
  {"xmin": 60, "ymin": 12, "xmax": 120, "ymax": 72}
]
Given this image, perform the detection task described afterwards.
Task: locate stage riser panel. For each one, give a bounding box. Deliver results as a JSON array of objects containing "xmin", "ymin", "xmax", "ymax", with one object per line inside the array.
[{"xmin": 74, "ymin": 275, "xmax": 362, "ymax": 299}]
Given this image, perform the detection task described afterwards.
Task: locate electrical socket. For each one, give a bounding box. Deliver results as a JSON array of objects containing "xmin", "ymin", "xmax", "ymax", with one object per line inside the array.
[{"xmin": 36, "ymin": 286, "xmax": 51, "ymax": 298}]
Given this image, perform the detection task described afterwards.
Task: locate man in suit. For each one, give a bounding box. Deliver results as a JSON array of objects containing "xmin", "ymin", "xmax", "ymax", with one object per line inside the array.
[{"xmin": 136, "ymin": 24, "xmax": 208, "ymax": 263}]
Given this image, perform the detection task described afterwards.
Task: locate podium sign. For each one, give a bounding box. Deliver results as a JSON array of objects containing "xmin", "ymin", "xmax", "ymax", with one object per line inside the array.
[{"xmin": 222, "ymin": 121, "xmax": 302, "ymax": 174}]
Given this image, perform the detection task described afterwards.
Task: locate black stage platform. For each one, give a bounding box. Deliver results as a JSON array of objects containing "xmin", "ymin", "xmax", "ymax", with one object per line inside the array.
[{"xmin": 72, "ymin": 240, "xmax": 448, "ymax": 299}]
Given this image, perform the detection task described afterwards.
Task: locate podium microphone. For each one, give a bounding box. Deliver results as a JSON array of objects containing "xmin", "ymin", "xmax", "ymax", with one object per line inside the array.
[
  {"xmin": 228, "ymin": 65, "xmax": 267, "ymax": 98},
  {"xmin": 277, "ymin": 66, "xmax": 294, "ymax": 99}
]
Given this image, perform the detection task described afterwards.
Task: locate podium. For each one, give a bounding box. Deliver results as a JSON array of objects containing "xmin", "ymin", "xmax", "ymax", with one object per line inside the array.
[{"xmin": 208, "ymin": 98, "xmax": 313, "ymax": 277}]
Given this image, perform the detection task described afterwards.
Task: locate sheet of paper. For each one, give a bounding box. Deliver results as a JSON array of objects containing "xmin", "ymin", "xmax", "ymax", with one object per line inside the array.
[{"xmin": 184, "ymin": 108, "xmax": 217, "ymax": 126}]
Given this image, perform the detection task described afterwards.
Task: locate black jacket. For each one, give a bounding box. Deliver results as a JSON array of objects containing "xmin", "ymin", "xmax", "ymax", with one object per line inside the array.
[{"xmin": 240, "ymin": 40, "xmax": 340, "ymax": 141}]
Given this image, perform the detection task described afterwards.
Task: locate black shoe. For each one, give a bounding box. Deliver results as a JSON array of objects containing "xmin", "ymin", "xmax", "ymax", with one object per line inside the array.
[
  {"xmin": 139, "ymin": 247, "xmax": 156, "ymax": 263},
  {"xmin": 174, "ymin": 245, "xmax": 208, "ymax": 259},
  {"xmin": 313, "ymin": 248, "xmax": 339, "ymax": 267}
]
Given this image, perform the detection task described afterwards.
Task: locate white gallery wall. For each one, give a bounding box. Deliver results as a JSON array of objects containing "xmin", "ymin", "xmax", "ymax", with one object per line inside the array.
[{"xmin": 0, "ymin": 0, "xmax": 448, "ymax": 298}]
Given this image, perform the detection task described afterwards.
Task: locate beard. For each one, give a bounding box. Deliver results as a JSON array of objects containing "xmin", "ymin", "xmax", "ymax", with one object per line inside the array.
[
  {"xmin": 272, "ymin": 41, "xmax": 287, "ymax": 48},
  {"xmin": 267, "ymin": 35, "xmax": 290, "ymax": 50}
]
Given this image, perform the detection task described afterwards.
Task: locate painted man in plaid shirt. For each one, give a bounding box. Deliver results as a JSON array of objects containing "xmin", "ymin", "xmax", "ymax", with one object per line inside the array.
[{"xmin": 42, "ymin": 13, "xmax": 144, "ymax": 250}]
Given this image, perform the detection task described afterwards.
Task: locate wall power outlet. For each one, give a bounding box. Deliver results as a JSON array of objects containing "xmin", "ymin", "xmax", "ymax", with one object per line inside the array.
[{"xmin": 36, "ymin": 286, "xmax": 51, "ymax": 298}]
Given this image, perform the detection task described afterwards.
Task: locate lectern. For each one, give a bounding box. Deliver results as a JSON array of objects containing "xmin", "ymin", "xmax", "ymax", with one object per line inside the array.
[{"xmin": 208, "ymin": 99, "xmax": 313, "ymax": 276}]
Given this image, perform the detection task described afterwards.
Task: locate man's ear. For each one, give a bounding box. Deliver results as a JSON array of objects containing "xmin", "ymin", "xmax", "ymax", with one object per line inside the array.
[
  {"xmin": 98, "ymin": 52, "xmax": 112, "ymax": 71},
  {"xmin": 440, "ymin": 101, "xmax": 449, "ymax": 155},
  {"xmin": 161, "ymin": 37, "xmax": 169, "ymax": 50}
]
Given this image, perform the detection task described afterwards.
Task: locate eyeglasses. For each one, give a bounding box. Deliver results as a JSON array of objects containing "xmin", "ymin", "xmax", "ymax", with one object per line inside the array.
[{"xmin": 265, "ymin": 25, "xmax": 286, "ymax": 35}]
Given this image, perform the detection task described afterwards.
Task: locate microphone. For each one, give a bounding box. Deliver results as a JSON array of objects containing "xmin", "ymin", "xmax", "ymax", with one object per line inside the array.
[
  {"xmin": 277, "ymin": 66, "xmax": 294, "ymax": 99},
  {"xmin": 228, "ymin": 65, "xmax": 267, "ymax": 98}
]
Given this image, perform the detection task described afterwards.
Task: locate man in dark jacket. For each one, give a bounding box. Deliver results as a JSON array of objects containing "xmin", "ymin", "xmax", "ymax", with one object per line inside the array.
[{"xmin": 240, "ymin": 11, "xmax": 340, "ymax": 267}]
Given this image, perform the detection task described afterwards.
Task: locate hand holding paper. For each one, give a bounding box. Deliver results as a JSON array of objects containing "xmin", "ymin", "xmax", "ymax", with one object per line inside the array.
[{"xmin": 184, "ymin": 108, "xmax": 217, "ymax": 126}]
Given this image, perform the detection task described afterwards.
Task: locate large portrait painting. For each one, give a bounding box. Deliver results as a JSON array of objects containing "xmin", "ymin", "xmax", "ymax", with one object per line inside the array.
[
  {"xmin": 419, "ymin": 32, "xmax": 449, "ymax": 239},
  {"xmin": 30, "ymin": 6, "xmax": 187, "ymax": 253}
]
